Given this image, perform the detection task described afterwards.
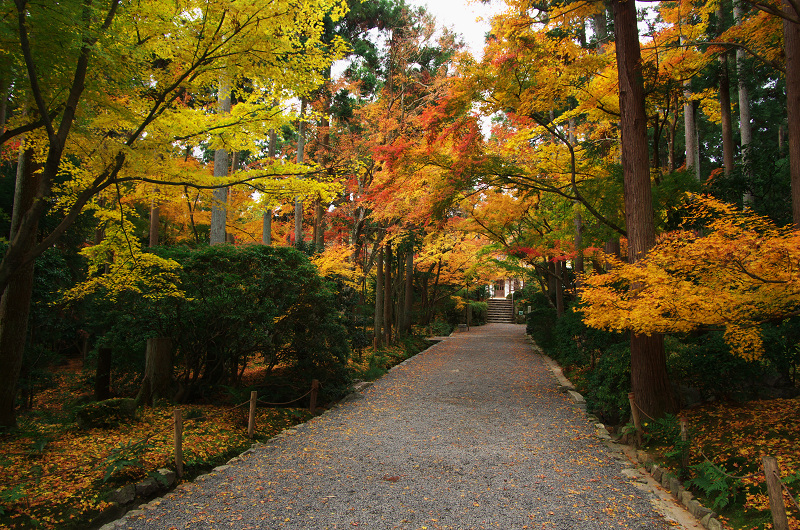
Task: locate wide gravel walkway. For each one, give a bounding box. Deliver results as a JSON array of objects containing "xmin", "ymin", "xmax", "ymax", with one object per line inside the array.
[{"xmin": 113, "ymin": 323, "xmax": 674, "ymax": 529}]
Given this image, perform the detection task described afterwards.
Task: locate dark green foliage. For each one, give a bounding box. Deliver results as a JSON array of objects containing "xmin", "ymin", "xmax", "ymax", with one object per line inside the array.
[
  {"xmin": 20, "ymin": 247, "xmax": 82, "ymax": 407},
  {"xmin": 686, "ymin": 460, "xmax": 741, "ymax": 511},
  {"xmin": 665, "ymin": 332, "xmax": 765, "ymax": 403},
  {"xmin": 525, "ymin": 292, "xmax": 557, "ymax": 350},
  {"xmin": 552, "ymin": 304, "xmax": 626, "ymax": 371},
  {"xmin": 74, "ymin": 398, "xmax": 138, "ymax": 429},
  {"xmin": 89, "ymin": 245, "xmax": 351, "ymax": 401},
  {"xmin": 581, "ymin": 342, "xmax": 631, "ymax": 425},
  {"xmin": 470, "ymin": 301, "xmax": 487, "ymax": 325}
]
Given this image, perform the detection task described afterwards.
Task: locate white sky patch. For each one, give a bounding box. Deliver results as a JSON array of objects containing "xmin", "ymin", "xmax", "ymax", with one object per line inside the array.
[{"xmin": 407, "ymin": 0, "xmax": 503, "ymax": 61}]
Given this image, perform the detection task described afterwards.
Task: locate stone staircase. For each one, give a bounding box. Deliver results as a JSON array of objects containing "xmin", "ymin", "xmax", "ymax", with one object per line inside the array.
[{"xmin": 486, "ymin": 298, "xmax": 514, "ymax": 323}]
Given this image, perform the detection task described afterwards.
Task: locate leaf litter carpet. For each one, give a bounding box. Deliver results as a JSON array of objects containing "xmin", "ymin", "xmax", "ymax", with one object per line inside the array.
[{"xmin": 116, "ymin": 324, "xmax": 673, "ymax": 530}]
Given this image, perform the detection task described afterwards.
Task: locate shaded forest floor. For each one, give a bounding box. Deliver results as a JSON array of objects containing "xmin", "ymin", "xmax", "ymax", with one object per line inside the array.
[
  {"xmin": 635, "ymin": 399, "xmax": 800, "ymax": 529},
  {"xmin": 0, "ymin": 365, "xmax": 315, "ymax": 529},
  {"xmin": 0, "ymin": 338, "xmax": 433, "ymax": 529}
]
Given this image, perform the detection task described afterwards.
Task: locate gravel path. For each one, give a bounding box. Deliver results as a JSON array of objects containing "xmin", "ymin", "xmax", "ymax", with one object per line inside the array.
[{"xmin": 113, "ymin": 323, "xmax": 674, "ymax": 530}]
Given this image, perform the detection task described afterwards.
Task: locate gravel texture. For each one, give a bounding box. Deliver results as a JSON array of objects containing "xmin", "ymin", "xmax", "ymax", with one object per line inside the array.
[{"xmin": 113, "ymin": 323, "xmax": 673, "ymax": 529}]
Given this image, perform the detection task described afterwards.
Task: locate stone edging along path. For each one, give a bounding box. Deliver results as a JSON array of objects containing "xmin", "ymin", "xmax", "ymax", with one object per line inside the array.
[{"xmin": 527, "ymin": 337, "xmax": 724, "ymax": 530}]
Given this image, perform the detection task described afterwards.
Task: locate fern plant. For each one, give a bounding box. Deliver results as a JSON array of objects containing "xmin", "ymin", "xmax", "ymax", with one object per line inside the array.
[{"xmin": 687, "ymin": 460, "xmax": 741, "ymax": 511}]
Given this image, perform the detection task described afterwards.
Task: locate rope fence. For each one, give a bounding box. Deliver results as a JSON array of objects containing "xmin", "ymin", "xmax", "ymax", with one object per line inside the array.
[
  {"xmin": 628, "ymin": 392, "xmax": 800, "ymax": 530},
  {"xmin": 2, "ymin": 380, "xmax": 320, "ymax": 491}
]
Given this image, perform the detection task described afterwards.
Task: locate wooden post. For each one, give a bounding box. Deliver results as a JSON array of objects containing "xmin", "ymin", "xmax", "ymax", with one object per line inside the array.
[
  {"xmin": 679, "ymin": 415, "xmax": 689, "ymax": 469},
  {"xmin": 248, "ymin": 390, "xmax": 257, "ymax": 439},
  {"xmin": 309, "ymin": 379, "xmax": 320, "ymax": 415},
  {"xmin": 628, "ymin": 392, "xmax": 643, "ymax": 446},
  {"xmin": 762, "ymin": 455, "xmax": 789, "ymax": 530},
  {"xmin": 174, "ymin": 407, "xmax": 183, "ymax": 478}
]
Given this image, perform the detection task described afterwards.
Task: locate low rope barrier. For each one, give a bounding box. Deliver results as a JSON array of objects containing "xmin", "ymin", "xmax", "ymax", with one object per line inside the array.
[
  {"xmin": 1, "ymin": 381, "xmax": 320, "ymax": 491},
  {"xmin": 628, "ymin": 392, "xmax": 797, "ymax": 527}
]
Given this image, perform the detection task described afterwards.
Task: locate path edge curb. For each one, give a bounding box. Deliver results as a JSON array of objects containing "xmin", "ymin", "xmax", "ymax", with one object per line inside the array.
[{"xmin": 525, "ymin": 334, "xmax": 724, "ymax": 530}]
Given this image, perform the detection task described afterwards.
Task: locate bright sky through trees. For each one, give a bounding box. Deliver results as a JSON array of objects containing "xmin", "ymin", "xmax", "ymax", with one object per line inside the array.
[{"xmin": 408, "ymin": 0, "xmax": 501, "ymax": 59}]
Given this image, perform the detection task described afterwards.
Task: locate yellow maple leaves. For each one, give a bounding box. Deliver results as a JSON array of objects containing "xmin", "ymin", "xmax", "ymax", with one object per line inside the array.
[{"xmin": 580, "ymin": 195, "xmax": 800, "ymax": 359}]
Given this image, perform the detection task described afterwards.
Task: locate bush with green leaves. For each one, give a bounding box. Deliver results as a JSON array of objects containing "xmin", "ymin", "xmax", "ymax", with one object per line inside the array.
[
  {"xmin": 525, "ymin": 291, "xmax": 557, "ymax": 349},
  {"xmin": 552, "ymin": 303, "xmax": 626, "ymax": 371},
  {"xmin": 582, "ymin": 342, "xmax": 632, "ymax": 425},
  {"xmin": 470, "ymin": 301, "xmax": 487, "ymax": 325},
  {"xmin": 89, "ymin": 245, "xmax": 351, "ymax": 401},
  {"xmin": 665, "ymin": 332, "xmax": 766, "ymax": 403}
]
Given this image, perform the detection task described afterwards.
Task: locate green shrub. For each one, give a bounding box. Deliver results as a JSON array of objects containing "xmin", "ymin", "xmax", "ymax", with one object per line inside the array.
[
  {"xmin": 75, "ymin": 398, "xmax": 138, "ymax": 429},
  {"xmin": 582, "ymin": 342, "xmax": 631, "ymax": 425},
  {"xmin": 88, "ymin": 245, "xmax": 352, "ymax": 401},
  {"xmin": 552, "ymin": 304, "xmax": 626, "ymax": 370},
  {"xmin": 525, "ymin": 292, "xmax": 557, "ymax": 349},
  {"xmin": 665, "ymin": 332, "xmax": 765, "ymax": 402},
  {"xmin": 470, "ymin": 301, "xmax": 487, "ymax": 325}
]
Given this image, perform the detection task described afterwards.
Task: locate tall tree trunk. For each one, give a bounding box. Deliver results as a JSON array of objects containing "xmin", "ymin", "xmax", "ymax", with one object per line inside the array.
[
  {"xmin": 569, "ymin": 119, "xmax": 584, "ymax": 279},
  {"xmin": 263, "ymin": 129, "xmax": 277, "ymax": 245},
  {"xmin": 555, "ymin": 261, "xmax": 565, "ymax": 317},
  {"xmin": 373, "ymin": 247, "xmax": 384, "ymax": 348},
  {"xmin": 149, "ymin": 190, "xmax": 159, "ymax": 247},
  {"xmin": 94, "ymin": 347, "xmax": 112, "ymax": 401},
  {"xmin": 135, "ymin": 337, "xmax": 173, "ymax": 407},
  {"xmin": 683, "ymin": 85, "xmax": 700, "ymax": 180},
  {"xmin": 613, "ymin": 0, "xmax": 677, "ymax": 419},
  {"xmin": 210, "ymin": 79, "xmax": 231, "ymax": 245},
  {"xmin": 314, "ymin": 196, "xmax": 325, "ymax": 250},
  {"xmin": 0, "ymin": 146, "xmax": 40, "ymax": 427},
  {"xmin": 718, "ymin": 3, "xmax": 735, "ymax": 176},
  {"xmin": 734, "ymin": 1, "xmax": 754, "ymax": 205},
  {"xmin": 783, "ymin": 4, "xmax": 800, "ymax": 227},
  {"xmin": 294, "ymin": 99, "xmax": 307, "ymax": 246},
  {"xmin": 668, "ymin": 103, "xmax": 678, "ymax": 172},
  {"xmin": 404, "ymin": 250, "xmax": 414, "ymax": 334},
  {"xmin": 384, "ymin": 243, "xmax": 393, "ymax": 345}
]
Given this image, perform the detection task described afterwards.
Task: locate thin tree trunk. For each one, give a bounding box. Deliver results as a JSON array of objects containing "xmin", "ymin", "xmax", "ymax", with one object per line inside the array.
[
  {"xmin": 783, "ymin": 4, "xmax": 800, "ymax": 227},
  {"xmin": 384, "ymin": 243, "xmax": 393, "ymax": 345},
  {"xmin": 0, "ymin": 146, "xmax": 40, "ymax": 427},
  {"xmin": 294, "ymin": 99, "xmax": 307, "ymax": 246},
  {"xmin": 210, "ymin": 79, "xmax": 231, "ymax": 245},
  {"xmin": 555, "ymin": 261, "xmax": 564, "ymax": 317},
  {"xmin": 718, "ymin": 3, "xmax": 735, "ymax": 176},
  {"xmin": 613, "ymin": 0, "xmax": 677, "ymax": 419},
  {"xmin": 136, "ymin": 338, "xmax": 173, "ymax": 407},
  {"xmin": 149, "ymin": 189, "xmax": 159, "ymax": 247},
  {"xmin": 404, "ymin": 250, "xmax": 413, "ymax": 334},
  {"xmin": 95, "ymin": 347, "xmax": 112, "ymax": 401},
  {"xmin": 734, "ymin": 1, "xmax": 754, "ymax": 205},
  {"xmin": 263, "ymin": 128, "xmax": 277, "ymax": 245},
  {"xmin": 314, "ymin": 196, "xmax": 325, "ymax": 250},
  {"xmin": 373, "ymin": 247, "xmax": 384, "ymax": 348},
  {"xmin": 668, "ymin": 104, "xmax": 678, "ymax": 172}
]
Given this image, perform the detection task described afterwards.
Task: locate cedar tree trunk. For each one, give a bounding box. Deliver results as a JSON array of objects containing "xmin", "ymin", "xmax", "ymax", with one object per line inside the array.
[{"xmin": 612, "ymin": 0, "xmax": 677, "ymax": 419}]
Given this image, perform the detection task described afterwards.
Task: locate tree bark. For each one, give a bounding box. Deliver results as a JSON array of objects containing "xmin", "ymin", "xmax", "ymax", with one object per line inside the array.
[
  {"xmin": 294, "ymin": 99, "xmax": 307, "ymax": 246},
  {"xmin": 149, "ymin": 190, "xmax": 160, "ymax": 247},
  {"xmin": 555, "ymin": 261, "xmax": 565, "ymax": 317},
  {"xmin": 136, "ymin": 337, "xmax": 173, "ymax": 406},
  {"xmin": 384, "ymin": 243, "xmax": 393, "ymax": 345},
  {"xmin": 210, "ymin": 79, "xmax": 231, "ymax": 245},
  {"xmin": 314, "ymin": 196, "xmax": 325, "ymax": 250},
  {"xmin": 0, "ymin": 146, "xmax": 40, "ymax": 427},
  {"xmin": 734, "ymin": 1, "xmax": 754, "ymax": 205},
  {"xmin": 783, "ymin": 3, "xmax": 800, "ymax": 227},
  {"xmin": 718, "ymin": 3, "xmax": 736, "ymax": 177},
  {"xmin": 612, "ymin": 0, "xmax": 677, "ymax": 419},
  {"xmin": 404, "ymin": 250, "xmax": 414, "ymax": 334},
  {"xmin": 373, "ymin": 247, "xmax": 384, "ymax": 348},
  {"xmin": 94, "ymin": 347, "xmax": 112, "ymax": 401}
]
